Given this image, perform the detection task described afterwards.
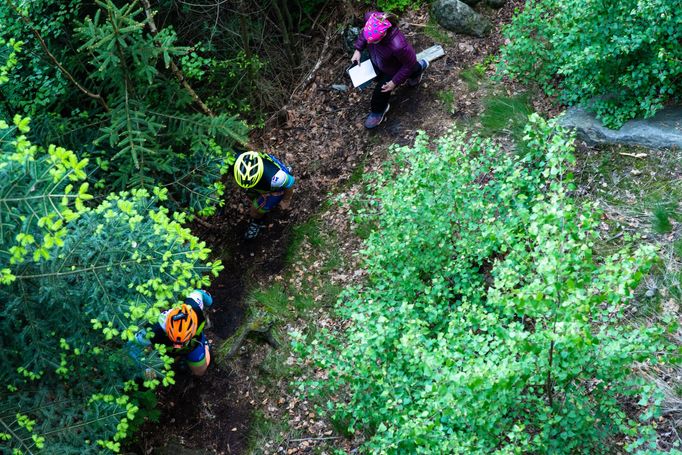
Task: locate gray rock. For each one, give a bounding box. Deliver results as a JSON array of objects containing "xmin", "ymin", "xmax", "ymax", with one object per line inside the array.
[
  {"xmin": 432, "ymin": 0, "xmax": 492, "ymax": 38},
  {"xmin": 343, "ymin": 27, "xmax": 360, "ymax": 52},
  {"xmin": 559, "ymin": 106, "xmax": 682, "ymax": 150},
  {"xmin": 460, "ymin": 0, "xmax": 483, "ymax": 6},
  {"xmin": 458, "ymin": 42, "xmax": 475, "ymax": 53},
  {"xmin": 487, "ymin": 0, "xmax": 506, "ymax": 8},
  {"xmin": 331, "ymin": 84, "xmax": 348, "ymax": 92}
]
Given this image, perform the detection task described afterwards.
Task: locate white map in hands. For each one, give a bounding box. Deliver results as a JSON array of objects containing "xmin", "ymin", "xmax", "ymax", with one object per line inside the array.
[{"xmin": 348, "ymin": 62, "xmax": 377, "ymax": 88}]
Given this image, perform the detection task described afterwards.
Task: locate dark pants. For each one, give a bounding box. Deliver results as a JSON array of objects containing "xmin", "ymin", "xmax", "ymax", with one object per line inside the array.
[{"xmin": 371, "ymin": 62, "xmax": 424, "ymax": 113}]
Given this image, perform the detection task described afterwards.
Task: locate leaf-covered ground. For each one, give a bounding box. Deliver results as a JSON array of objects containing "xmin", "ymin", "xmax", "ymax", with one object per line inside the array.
[{"xmin": 132, "ymin": 1, "xmax": 681, "ymax": 453}]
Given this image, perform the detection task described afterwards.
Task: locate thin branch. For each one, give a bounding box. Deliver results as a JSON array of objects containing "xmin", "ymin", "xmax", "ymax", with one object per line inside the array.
[
  {"xmin": 38, "ymin": 410, "xmax": 127, "ymax": 437},
  {"xmin": 270, "ymin": 0, "xmax": 296, "ymax": 67},
  {"xmin": 14, "ymin": 260, "xmax": 147, "ymax": 280},
  {"xmin": 0, "ymin": 418, "xmax": 35, "ymax": 455},
  {"xmin": 193, "ymin": 216, "xmax": 221, "ymax": 230},
  {"xmin": 5, "ymin": 0, "xmax": 109, "ymax": 112},
  {"xmin": 289, "ymin": 436, "xmax": 341, "ymax": 443},
  {"xmin": 309, "ymin": 0, "xmax": 332, "ymax": 32},
  {"xmin": 546, "ymin": 339, "xmax": 555, "ymax": 408},
  {"xmin": 291, "ymin": 22, "xmax": 333, "ymax": 97},
  {"xmin": 0, "ymin": 399, "xmax": 71, "ymax": 420},
  {"xmin": 140, "ymin": 0, "xmax": 215, "ymax": 117},
  {"xmin": 0, "ymin": 194, "xmax": 79, "ymax": 203}
]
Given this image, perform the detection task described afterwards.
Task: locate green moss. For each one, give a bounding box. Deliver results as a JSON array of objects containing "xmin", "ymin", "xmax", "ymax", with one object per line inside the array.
[
  {"xmin": 437, "ymin": 89, "xmax": 456, "ymax": 115},
  {"xmin": 347, "ymin": 161, "xmax": 366, "ymax": 187},
  {"xmin": 246, "ymin": 410, "xmax": 292, "ymax": 454},
  {"xmin": 247, "ymin": 283, "xmax": 290, "ymax": 318}
]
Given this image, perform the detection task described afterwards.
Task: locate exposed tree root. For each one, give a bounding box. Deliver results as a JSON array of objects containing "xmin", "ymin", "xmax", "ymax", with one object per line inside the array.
[{"xmin": 217, "ymin": 318, "xmax": 279, "ymax": 362}]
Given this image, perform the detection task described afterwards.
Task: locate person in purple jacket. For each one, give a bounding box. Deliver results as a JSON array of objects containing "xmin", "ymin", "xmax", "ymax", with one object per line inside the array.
[{"xmin": 352, "ymin": 12, "xmax": 429, "ymax": 129}]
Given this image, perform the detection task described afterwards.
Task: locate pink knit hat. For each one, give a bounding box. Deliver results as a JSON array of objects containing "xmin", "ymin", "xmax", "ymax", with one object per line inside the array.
[{"xmin": 363, "ymin": 13, "xmax": 392, "ymax": 44}]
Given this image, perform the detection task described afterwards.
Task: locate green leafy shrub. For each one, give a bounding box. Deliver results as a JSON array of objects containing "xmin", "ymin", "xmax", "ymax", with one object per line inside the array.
[
  {"xmin": 0, "ymin": 117, "xmax": 221, "ymax": 452},
  {"xmin": 203, "ymin": 50, "xmax": 266, "ymax": 120},
  {"xmin": 368, "ymin": 0, "xmax": 422, "ymax": 13},
  {"xmin": 0, "ymin": 0, "xmax": 247, "ymax": 215},
  {"xmin": 294, "ymin": 116, "xmax": 674, "ymax": 453},
  {"xmin": 0, "ymin": 0, "xmax": 82, "ymax": 116},
  {"xmin": 498, "ymin": 0, "xmax": 682, "ymax": 128},
  {"xmin": 0, "ymin": 36, "xmax": 21, "ymax": 84}
]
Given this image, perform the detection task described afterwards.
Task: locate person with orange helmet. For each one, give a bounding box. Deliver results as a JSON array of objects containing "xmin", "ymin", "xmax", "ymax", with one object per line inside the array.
[{"xmin": 133, "ymin": 289, "xmax": 213, "ymax": 376}]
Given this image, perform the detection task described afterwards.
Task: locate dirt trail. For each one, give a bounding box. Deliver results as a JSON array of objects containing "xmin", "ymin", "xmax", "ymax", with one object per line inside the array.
[{"xmin": 134, "ymin": 3, "xmax": 524, "ymax": 453}]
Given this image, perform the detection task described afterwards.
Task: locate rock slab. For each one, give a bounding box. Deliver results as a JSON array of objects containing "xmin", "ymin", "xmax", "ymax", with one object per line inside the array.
[
  {"xmin": 432, "ymin": 0, "xmax": 492, "ymax": 38},
  {"xmin": 460, "ymin": 0, "xmax": 483, "ymax": 6},
  {"xmin": 559, "ymin": 106, "xmax": 682, "ymax": 150}
]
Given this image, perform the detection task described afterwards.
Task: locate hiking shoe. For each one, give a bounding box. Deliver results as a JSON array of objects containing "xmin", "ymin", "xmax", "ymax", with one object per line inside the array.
[
  {"xmin": 364, "ymin": 104, "xmax": 390, "ymax": 129},
  {"xmin": 244, "ymin": 221, "xmax": 263, "ymax": 240},
  {"xmin": 408, "ymin": 59, "xmax": 429, "ymax": 87}
]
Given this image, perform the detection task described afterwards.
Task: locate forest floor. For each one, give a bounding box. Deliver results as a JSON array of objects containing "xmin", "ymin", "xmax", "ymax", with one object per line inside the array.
[{"xmin": 133, "ymin": 2, "xmax": 682, "ymax": 454}]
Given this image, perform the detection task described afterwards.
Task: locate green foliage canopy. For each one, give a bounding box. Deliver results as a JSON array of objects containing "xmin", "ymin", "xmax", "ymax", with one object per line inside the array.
[
  {"xmin": 0, "ymin": 117, "xmax": 222, "ymax": 453},
  {"xmin": 0, "ymin": 0, "xmax": 247, "ymax": 215},
  {"xmin": 498, "ymin": 0, "xmax": 682, "ymax": 128},
  {"xmin": 295, "ymin": 116, "xmax": 675, "ymax": 453}
]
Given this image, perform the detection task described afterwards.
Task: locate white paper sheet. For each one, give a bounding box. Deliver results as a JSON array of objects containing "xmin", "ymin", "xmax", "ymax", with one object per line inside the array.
[{"xmin": 348, "ymin": 62, "xmax": 377, "ymax": 88}]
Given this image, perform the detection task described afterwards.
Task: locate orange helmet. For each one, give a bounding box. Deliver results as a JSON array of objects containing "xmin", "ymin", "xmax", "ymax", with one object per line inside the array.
[{"xmin": 165, "ymin": 304, "xmax": 198, "ymax": 348}]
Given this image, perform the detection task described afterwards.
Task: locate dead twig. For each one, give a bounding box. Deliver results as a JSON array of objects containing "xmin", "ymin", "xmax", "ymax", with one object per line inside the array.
[
  {"xmin": 309, "ymin": 0, "xmax": 332, "ymax": 32},
  {"xmin": 291, "ymin": 22, "xmax": 334, "ymax": 97},
  {"xmin": 618, "ymin": 152, "xmax": 648, "ymax": 159},
  {"xmin": 288, "ymin": 436, "xmax": 342, "ymax": 442},
  {"xmin": 401, "ymin": 21, "xmax": 428, "ymax": 28},
  {"xmin": 192, "ymin": 215, "xmax": 222, "ymax": 230},
  {"xmin": 262, "ymin": 24, "xmax": 334, "ymax": 128}
]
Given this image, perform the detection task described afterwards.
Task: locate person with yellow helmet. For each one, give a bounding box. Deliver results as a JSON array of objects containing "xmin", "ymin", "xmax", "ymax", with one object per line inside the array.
[
  {"xmin": 233, "ymin": 151, "xmax": 295, "ymax": 240},
  {"xmin": 132, "ymin": 290, "xmax": 213, "ymax": 377}
]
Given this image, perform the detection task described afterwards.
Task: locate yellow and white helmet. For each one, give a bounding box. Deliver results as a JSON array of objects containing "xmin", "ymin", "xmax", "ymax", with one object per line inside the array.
[{"xmin": 233, "ymin": 151, "xmax": 264, "ymax": 189}]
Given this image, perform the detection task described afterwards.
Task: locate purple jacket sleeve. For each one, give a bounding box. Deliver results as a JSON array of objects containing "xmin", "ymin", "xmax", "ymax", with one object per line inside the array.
[
  {"xmin": 355, "ymin": 32, "xmax": 367, "ymax": 51},
  {"xmin": 391, "ymin": 43, "xmax": 418, "ymax": 86}
]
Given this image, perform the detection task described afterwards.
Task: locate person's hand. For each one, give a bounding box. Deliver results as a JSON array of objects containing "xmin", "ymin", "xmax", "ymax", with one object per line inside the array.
[
  {"xmin": 351, "ymin": 50, "xmax": 361, "ymax": 66},
  {"xmin": 381, "ymin": 80, "xmax": 396, "ymax": 93},
  {"xmin": 279, "ymin": 199, "xmax": 292, "ymax": 211}
]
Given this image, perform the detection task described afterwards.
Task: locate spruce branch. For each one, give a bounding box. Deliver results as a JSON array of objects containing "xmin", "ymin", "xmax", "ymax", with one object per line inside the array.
[
  {"xmin": 0, "ymin": 418, "xmax": 34, "ymax": 455},
  {"xmin": 37, "ymin": 410, "xmax": 127, "ymax": 437},
  {"xmin": 5, "ymin": 0, "xmax": 109, "ymax": 112},
  {"xmin": 140, "ymin": 0, "xmax": 215, "ymax": 117}
]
